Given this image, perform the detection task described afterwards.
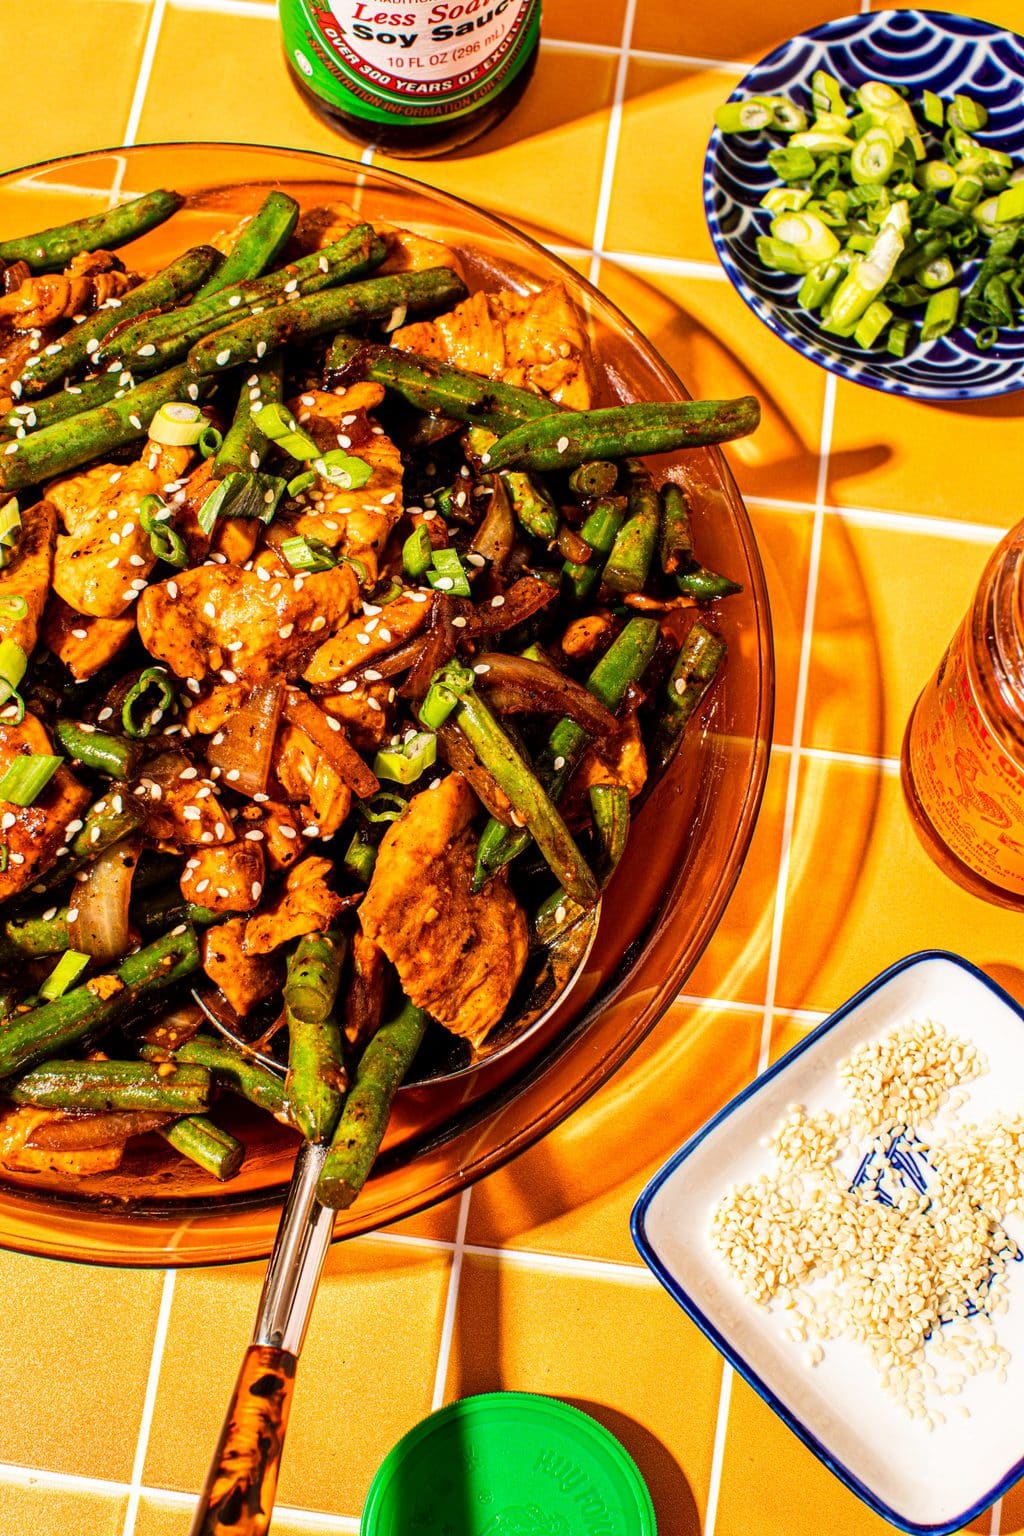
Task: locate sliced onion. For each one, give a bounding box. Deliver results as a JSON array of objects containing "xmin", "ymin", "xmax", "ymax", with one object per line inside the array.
[
  {"xmin": 436, "ymin": 722, "xmax": 514, "ymax": 825},
  {"xmin": 25, "ymin": 1110, "xmax": 174, "ymax": 1151},
  {"xmin": 463, "ymin": 576, "xmax": 558, "ymax": 636},
  {"xmin": 475, "ymin": 652, "xmax": 618, "ymax": 735},
  {"xmin": 400, "ymin": 594, "xmax": 457, "ymax": 700},
  {"xmin": 282, "ymin": 690, "xmax": 380, "ymax": 798},
  {"xmin": 68, "ymin": 834, "xmax": 141, "ymax": 965},
  {"xmin": 205, "ymin": 680, "xmax": 284, "ymax": 797},
  {"xmin": 469, "ymin": 474, "xmax": 515, "ymax": 576}
]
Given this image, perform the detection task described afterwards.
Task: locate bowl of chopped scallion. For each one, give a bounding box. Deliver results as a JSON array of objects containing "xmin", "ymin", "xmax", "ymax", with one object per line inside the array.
[{"xmin": 703, "ymin": 9, "xmax": 1024, "ymax": 399}]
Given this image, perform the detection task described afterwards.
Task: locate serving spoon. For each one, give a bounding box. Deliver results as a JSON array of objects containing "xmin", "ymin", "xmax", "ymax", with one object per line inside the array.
[{"xmin": 187, "ymin": 904, "xmax": 600, "ymax": 1536}]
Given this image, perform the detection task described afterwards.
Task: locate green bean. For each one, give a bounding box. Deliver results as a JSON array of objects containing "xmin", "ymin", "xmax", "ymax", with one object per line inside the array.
[
  {"xmin": 19, "ymin": 245, "xmax": 222, "ymax": 394},
  {"xmin": 317, "ymin": 1000, "xmax": 428, "ymax": 1210},
  {"xmin": 0, "ymin": 188, "xmax": 181, "ymax": 273},
  {"xmin": 659, "ymin": 480, "xmax": 694, "ymax": 574},
  {"xmin": 161, "ymin": 1115, "xmax": 244, "ymax": 1180},
  {"xmin": 568, "ymin": 460, "xmax": 618, "ymax": 499},
  {"xmin": 212, "ymin": 353, "xmax": 283, "ymax": 478},
  {"xmin": 674, "ymin": 566, "xmax": 742, "ymax": 600},
  {"xmin": 187, "ymin": 268, "xmax": 468, "ymax": 377},
  {"xmin": 193, "ymin": 191, "xmax": 299, "ymax": 300},
  {"xmin": 0, "ymin": 924, "xmax": 200, "ymax": 1079},
  {"xmin": 324, "ymin": 332, "xmax": 555, "ymax": 433},
  {"xmin": 9, "ymin": 1059, "xmax": 211, "ymax": 1113},
  {"xmin": 448, "ymin": 677, "xmax": 598, "ymax": 908},
  {"xmin": 284, "ymin": 932, "xmax": 347, "ymax": 1143},
  {"xmin": 534, "ymin": 784, "xmax": 630, "ymax": 944},
  {"xmin": 55, "ymin": 720, "xmax": 141, "ymax": 779},
  {"xmin": 482, "ymin": 397, "xmax": 761, "ymax": 473},
  {"xmin": 4, "ymin": 373, "xmax": 127, "ymax": 437},
  {"xmin": 603, "ymin": 472, "xmax": 659, "ymax": 594},
  {"xmin": 500, "ymin": 470, "xmax": 559, "ymax": 541},
  {"xmin": 0, "ymin": 365, "xmax": 197, "ymax": 494},
  {"xmin": 143, "ymin": 1035, "xmax": 288, "ymax": 1120},
  {"xmin": 104, "ymin": 225, "xmax": 386, "ymax": 373},
  {"xmin": 473, "ymin": 617, "xmax": 660, "ymax": 887},
  {"xmin": 0, "ymin": 906, "xmax": 69, "ymax": 964},
  {"xmin": 651, "ymin": 622, "xmax": 726, "ymax": 773},
  {"xmin": 563, "ymin": 498, "xmax": 626, "ymax": 601}
]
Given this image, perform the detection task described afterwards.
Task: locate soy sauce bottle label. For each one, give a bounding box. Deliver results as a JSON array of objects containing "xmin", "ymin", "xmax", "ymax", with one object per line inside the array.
[{"xmin": 281, "ymin": 0, "xmax": 541, "ymax": 127}]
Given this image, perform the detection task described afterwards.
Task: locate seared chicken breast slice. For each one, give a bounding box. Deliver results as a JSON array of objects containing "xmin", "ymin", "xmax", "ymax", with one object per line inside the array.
[
  {"xmin": 0, "ymin": 713, "xmax": 91, "ymax": 900},
  {"xmin": 0, "ymin": 499, "xmax": 55, "ymax": 656},
  {"xmin": 359, "ymin": 773, "xmax": 529, "ymax": 1049}
]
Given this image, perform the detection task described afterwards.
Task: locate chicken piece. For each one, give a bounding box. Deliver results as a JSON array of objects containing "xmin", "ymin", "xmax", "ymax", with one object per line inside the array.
[
  {"xmin": 561, "ymin": 612, "xmax": 615, "ymax": 661},
  {"xmin": 359, "ymin": 773, "xmax": 529, "ymax": 1049},
  {"xmin": 133, "ymin": 764, "xmax": 237, "ymax": 850},
  {"xmin": 242, "ymin": 855, "xmax": 349, "ymax": 956},
  {"xmin": 0, "ymin": 1106, "xmax": 124, "ymax": 1175},
  {"xmin": 0, "ymin": 713, "xmax": 91, "ymax": 899},
  {"xmin": 41, "ymin": 594, "xmax": 134, "ymax": 681},
  {"xmin": 272, "ymin": 722, "xmax": 353, "ymax": 837},
  {"xmin": 293, "ymin": 203, "xmax": 462, "ymax": 278},
  {"xmin": 236, "ymin": 801, "xmax": 305, "ymax": 873},
  {"xmin": 0, "ymin": 333, "xmax": 48, "ymax": 414},
  {"xmin": 394, "ymin": 282, "xmax": 597, "ymax": 410},
  {"xmin": 48, "ymin": 443, "xmax": 193, "ymax": 619},
  {"xmin": 318, "ymin": 680, "xmax": 392, "ymax": 751},
  {"xmin": 568, "ymin": 710, "xmax": 648, "ymax": 805},
  {"xmin": 137, "ymin": 553, "xmax": 359, "ymax": 683},
  {"xmin": 0, "ymin": 499, "xmax": 55, "ymax": 656},
  {"xmin": 202, "ymin": 918, "xmax": 279, "ymax": 1017},
  {"xmin": 281, "ymin": 384, "xmax": 404, "ymax": 588},
  {"xmin": 0, "ymin": 253, "xmax": 137, "ymax": 330},
  {"xmin": 183, "ymin": 680, "xmax": 248, "ymax": 737},
  {"xmin": 304, "ymin": 589, "xmax": 431, "ymax": 686},
  {"xmin": 180, "ymin": 840, "xmax": 266, "ymax": 914}
]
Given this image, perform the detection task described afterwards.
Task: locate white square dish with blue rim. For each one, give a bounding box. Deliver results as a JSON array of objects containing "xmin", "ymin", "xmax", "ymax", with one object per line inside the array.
[{"xmin": 631, "ymin": 950, "xmax": 1024, "ymax": 1533}]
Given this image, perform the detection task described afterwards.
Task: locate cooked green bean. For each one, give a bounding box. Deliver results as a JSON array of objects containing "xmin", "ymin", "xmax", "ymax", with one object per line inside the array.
[
  {"xmin": 10, "ymin": 1059, "xmax": 211, "ymax": 1113},
  {"xmin": 0, "ymin": 188, "xmax": 181, "ymax": 272},
  {"xmin": 481, "ymin": 397, "xmax": 761, "ymax": 473},
  {"xmin": 193, "ymin": 191, "xmax": 300, "ymax": 300}
]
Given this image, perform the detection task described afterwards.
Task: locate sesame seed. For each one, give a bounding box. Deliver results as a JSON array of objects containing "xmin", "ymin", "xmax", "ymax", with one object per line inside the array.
[
  {"xmin": 245, "ymin": 829, "xmax": 264, "ymax": 841},
  {"xmin": 215, "ymin": 349, "xmax": 231, "ymax": 367},
  {"xmin": 251, "ymin": 881, "xmax": 263, "ymax": 902},
  {"xmin": 557, "ymin": 435, "xmax": 570, "ymax": 453},
  {"xmin": 137, "ymin": 343, "xmax": 156, "ymax": 357},
  {"xmin": 66, "ymin": 908, "xmax": 79, "ymax": 923},
  {"xmin": 167, "ymin": 581, "xmax": 179, "ymax": 600},
  {"xmin": 278, "ymin": 623, "xmax": 294, "ymax": 640},
  {"xmin": 195, "ymin": 878, "xmax": 210, "ymax": 894},
  {"xmin": 71, "ymin": 627, "xmax": 87, "ymax": 641},
  {"xmin": 129, "ymin": 414, "xmax": 142, "ymax": 430},
  {"xmin": 279, "ymin": 825, "xmax": 297, "ymax": 840}
]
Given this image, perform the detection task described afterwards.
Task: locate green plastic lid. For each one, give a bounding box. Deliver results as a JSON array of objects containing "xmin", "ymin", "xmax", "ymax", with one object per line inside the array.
[{"xmin": 361, "ymin": 1391, "xmax": 657, "ymax": 1535}]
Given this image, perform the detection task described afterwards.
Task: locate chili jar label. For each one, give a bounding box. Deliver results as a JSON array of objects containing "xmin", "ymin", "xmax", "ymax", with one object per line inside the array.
[
  {"xmin": 906, "ymin": 622, "xmax": 1024, "ymax": 898},
  {"xmin": 280, "ymin": 0, "xmax": 541, "ymax": 126}
]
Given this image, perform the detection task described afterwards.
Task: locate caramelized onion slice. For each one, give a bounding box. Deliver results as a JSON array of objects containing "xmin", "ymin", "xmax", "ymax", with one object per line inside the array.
[
  {"xmin": 205, "ymin": 680, "xmax": 285, "ymax": 798},
  {"xmin": 25, "ymin": 1110, "xmax": 175, "ymax": 1151},
  {"xmin": 68, "ymin": 834, "xmax": 142, "ymax": 965},
  {"xmin": 475, "ymin": 652, "xmax": 618, "ymax": 735}
]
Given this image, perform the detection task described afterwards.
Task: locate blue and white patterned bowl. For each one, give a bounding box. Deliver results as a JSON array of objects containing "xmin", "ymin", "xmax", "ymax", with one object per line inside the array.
[{"xmin": 703, "ymin": 10, "xmax": 1024, "ymax": 400}]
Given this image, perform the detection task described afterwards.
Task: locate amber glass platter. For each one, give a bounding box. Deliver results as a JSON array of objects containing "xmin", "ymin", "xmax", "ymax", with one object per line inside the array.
[{"xmin": 0, "ymin": 144, "xmax": 773, "ymax": 1266}]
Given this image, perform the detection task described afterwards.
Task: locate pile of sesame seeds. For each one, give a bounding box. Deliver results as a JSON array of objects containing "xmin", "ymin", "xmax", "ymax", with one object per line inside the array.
[{"xmin": 710, "ymin": 1018, "xmax": 1024, "ymax": 1425}]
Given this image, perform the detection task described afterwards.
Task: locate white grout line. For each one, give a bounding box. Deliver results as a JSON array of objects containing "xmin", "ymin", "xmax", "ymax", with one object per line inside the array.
[
  {"xmin": 121, "ymin": 1270, "xmax": 177, "ymax": 1536},
  {"xmin": 990, "ymin": 1494, "xmax": 1003, "ymax": 1536},
  {"xmin": 0, "ymin": 1462, "xmax": 130, "ymax": 1496},
  {"xmin": 430, "ymin": 1188, "xmax": 473, "ymax": 1409},
  {"xmin": 800, "ymin": 745, "xmax": 900, "ymax": 773},
  {"xmin": 460, "ymin": 1242, "xmax": 657, "ymax": 1282},
  {"xmin": 702, "ymin": 1359, "xmax": 734, "ymax": 1536},
  {"xmin": 755, "ymin": 373, "xmax": 834, "ymax": 1075},
  {"xmin": 587, "ymin": 0, "xmax": 637, "ymax": 288},
  {"xmin": 142, "ymin": 1486, "xmax": 363, "ymax": 1531},
  {"xmin": 170, "ymin": 0, "xmax": 276, "ymax": 13},
  {"xmin": 122, "ymin": 0, "xmax": 167, "ymax": 150}
]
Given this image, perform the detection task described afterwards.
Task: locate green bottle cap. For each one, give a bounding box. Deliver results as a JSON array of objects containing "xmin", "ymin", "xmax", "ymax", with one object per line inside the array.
[{"xmin": 361, "ymin": 1391, "xmax": 657, "ymax": 1534}]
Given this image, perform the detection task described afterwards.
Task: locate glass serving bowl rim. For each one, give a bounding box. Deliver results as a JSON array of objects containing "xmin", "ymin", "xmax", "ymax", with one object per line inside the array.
[{"xmin": 0, "ymin": 142, "xmax": 775, "ymax": 1265}]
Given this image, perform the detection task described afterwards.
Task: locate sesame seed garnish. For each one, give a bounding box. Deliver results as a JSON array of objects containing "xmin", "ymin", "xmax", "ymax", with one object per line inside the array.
[
  {"xmin": 473, "ymin": 663, "xmax": 491, "ymax": 675},
  {"xmin": 0, "ymin": 813, "xmax": 14, "ymax": 831},
  {"xmin": 195, "ymin": 878, "xmax": 210, "ymax": 894},
  {"xmin": 251, "ymin": 881, "xmax": 263, "ymax": 901},
  {"xmin": 452, "ymin": 615, "xmax": 468, "ymax": 629},
  {"xmin": 279, "ymin": 825, "xmax": 297, "ymax": 840},
  {"xmin": 215, "ymin": 349, "xmax": 231, "ymax": 367},
  {"xmin": 337, "ymin": 680, "xmax": 358, "ymax": 694},
  {"xmin": 278, "ymin": 623, "xmax": 294, "ymax": 640},
  {"xmin": 310, "ymin": 615, "xmax": 326, "ymax": 632},
  {"xmin": 557, "ymin": 435, "xmax": 570, "ymax": 453},
  {"xmin": 71, "ymin": 627, "xmax": 87, "ymax": 641},
  {"xmin": 491, "ymin": 595, "xmax": 506, "ymax": 608},
  {"xmin": 137, "ymin": 343, "xmax": 156, "ymax": 357},
  {"xmin": 167, "ymin": 581, "xmax": 179, "ymax": 600},
  {"xmin": 66, "ymin": 908, "xmax": 79, "ymax": 923},
  {"xmin": 188, "ymin": 383, "xmax": 199, "ymax": 401},
  {"xmin": 129, "ymin": 414, "xmax": 142, "ymax": 429}
]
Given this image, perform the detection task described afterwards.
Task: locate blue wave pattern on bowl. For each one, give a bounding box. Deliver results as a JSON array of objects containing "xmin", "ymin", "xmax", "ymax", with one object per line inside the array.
[{"xmin": 703, "ymin": 10, "xmax": 1024, "ymax": 400}]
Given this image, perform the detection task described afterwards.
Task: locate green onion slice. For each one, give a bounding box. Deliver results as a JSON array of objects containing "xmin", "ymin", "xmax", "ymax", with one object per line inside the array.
[
  {"xmin": 373, "ymin": 731, "xmax": 437, "ymax": 786},
  {"xmin": 0, "ymin": 637, "xmax": 27, "ymax": 724},
  {"xmin": 122, "ymin": 667, "xmax": 176, "ymax": 739},
  {"xmin": 313, "ymin": 450, "xmax": 374, "ymax": 491},
  {"xmin": 402, "ymin": 524, "xmax": 433, "ymax": 579},
  {"xmin": 253, "ymin": 401, "xmax": 320, "ymax": 460},
  {"xmin": 149, "ymin": 402, "xmax": 205, "ymax": 446},
  {"xmin": 139, "ymin": 495, "xmax": 188, "ymax": 569},
  {"xmin": 198, "ymin": 424, "xmax": 223, "ymax": 459},
  {"xmin": 342, "ymin": 831, "xmax": 377, "ymax": 884},
  {"xmin": 357, "ymin": 791, "xmax": 409, "ymax": 824},
  {"xmin": 427, "ymin": 546, "xmax": 471, "ymax": 598},
  {"xmin": 286, "ymin": 470, "xmax": 317, "ymax": 498},
  {"xmin": 0, "ymin": 595, "xmax": 28, "ymax": 621},
  {"xmin": 0, "ymin": 753, "xmax": 62, "ymax": 806},
  {"xmin": 280, "ymin": 534, "xmax": 336, "ymax": 573},
  {"xmin": 198, "ymin": 471, "xmax": 287, "ymax": 534},
  {"xmin": 38, "ymin": 949, "xmax": 91, "ymax": 1001},
  {"xmin": 0, "ymin": 499, "xmax": 21, "ymax": 571}
]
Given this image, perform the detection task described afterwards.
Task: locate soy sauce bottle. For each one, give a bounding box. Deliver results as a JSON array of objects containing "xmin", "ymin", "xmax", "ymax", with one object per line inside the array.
[{"xmin": 279, "ymin": 0, "xmax": 541, "ymax": 158}]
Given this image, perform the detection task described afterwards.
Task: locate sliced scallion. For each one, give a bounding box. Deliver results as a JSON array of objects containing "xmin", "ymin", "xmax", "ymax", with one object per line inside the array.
[
  {"xmin": 0, "ymin": 753, "xmax": 62, "ymax": 806},
  {"xmin": 38, "ymin": 950, "xmax": 91, "ymax": 1001},
  {"xmin": 253, "ymin": 401, "xmax": 320, "ymax": 460},
  {"xmin": 313, "ymin": 450, "xmax": 373, "ymax": 490},
  {"xmin": 372, "ymin": 731, "xmax": 437, "ymax": 786},
  {"xmin": 198, "ymin": 423, "xmax": 223, "ymax": 459},
  {"xmin": 149, "ymin": 401, "xmax": 205, "ymax": 446},
  {"xmin": 280, "ymin": 534, "xmax": 337, "ymax": 573},
  {"xmin": 427, "ymin": 546, "xmax": 472, "ymax": 598},
  {"xmin": 920, "ymin": 285, "xmax": 960, "ymax": 342},
  {"xmin": 714, "ymin": 99, "xmax": 773, "ymax": 134},
  {"xmin": 122, "ymin": 667, "xmax": 176, "ymax": 739},
  {"xmin": 0, "ymin": 499, "xmax": 21, "ymax": 571},
  {"xmin": 139, "ymin": 495, "xmax": 188, "ymax": 569},
  {"xmin": 402, "ymin": 524, "xmax": 433, "ymax": 579}
]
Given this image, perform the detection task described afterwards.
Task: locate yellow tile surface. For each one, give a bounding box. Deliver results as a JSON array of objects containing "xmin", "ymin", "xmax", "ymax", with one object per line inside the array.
[
  {"xmin": 446, "ymin": 1255, "xmax": 726, "ymax": 1529},
  {"xmin": 0, "ymin": 1483, "xmax": 128, "ymax": 1536},
  {"xmin": 5, "ymin": 2, "xmax": 1024, "ymax": 1534},
  {"xmin": 0, "ymin": 1252, "xmax": 165, "ymax": 1481},
  {"xmin": 0, "ymin": 0, "xmax": 152, "ymax": 173}
]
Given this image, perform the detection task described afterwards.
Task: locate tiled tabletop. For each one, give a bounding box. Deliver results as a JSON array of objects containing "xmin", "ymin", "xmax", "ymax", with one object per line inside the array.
[{"xmin": 3, "ymin": 1, "xmax": 1024, "ymax": 1533}]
